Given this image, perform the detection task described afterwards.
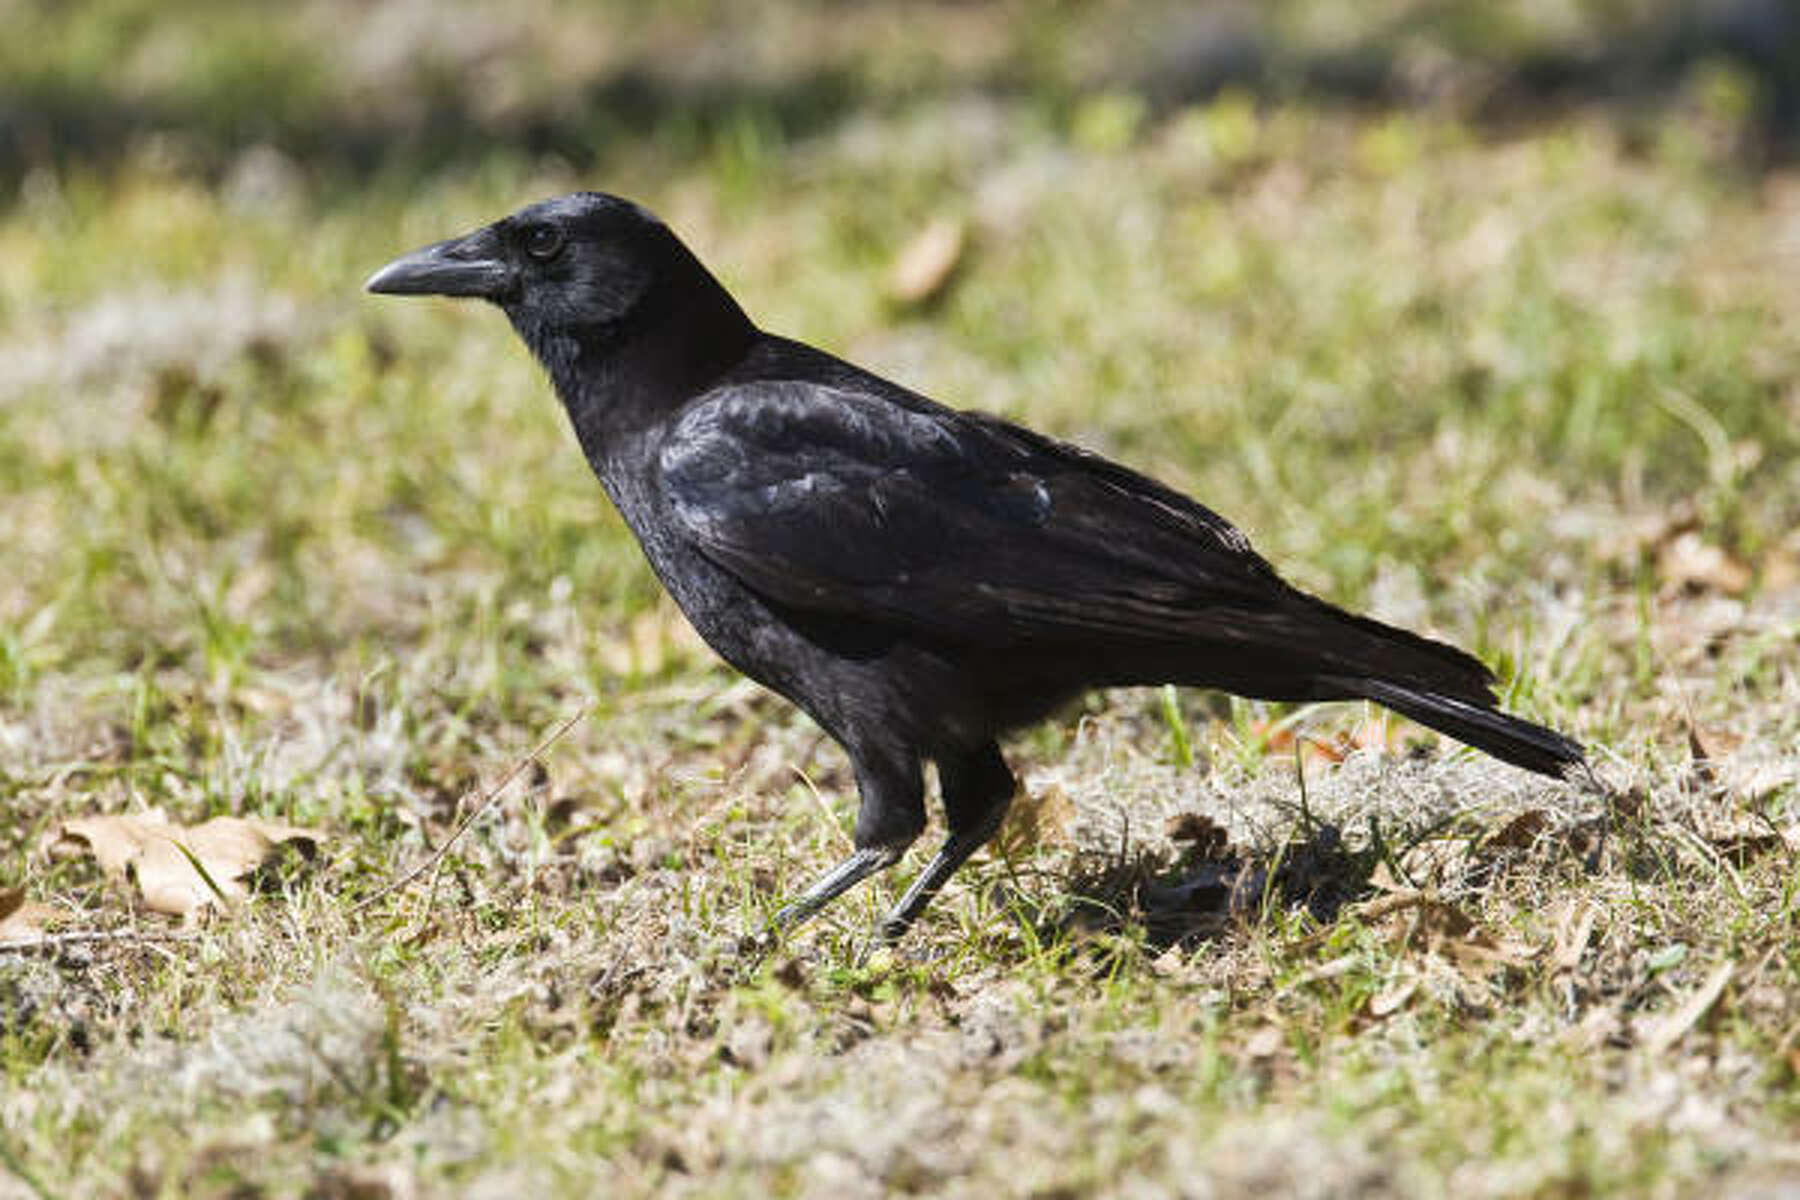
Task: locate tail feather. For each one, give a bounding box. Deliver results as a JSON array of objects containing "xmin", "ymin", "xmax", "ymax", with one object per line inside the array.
[
  {"xmin": 1275, "ymin": 592, "xmax": 1501, "ymax": 710},
  {"xmin": 1333, "ymin": 676, "xmax": 1586, "ymax": 779}
]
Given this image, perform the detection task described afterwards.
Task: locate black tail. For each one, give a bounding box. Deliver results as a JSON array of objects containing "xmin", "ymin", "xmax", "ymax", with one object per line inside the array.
[{"xmin": 1332, "ymin": 676, "xmax": 1586, "ymax": 779}]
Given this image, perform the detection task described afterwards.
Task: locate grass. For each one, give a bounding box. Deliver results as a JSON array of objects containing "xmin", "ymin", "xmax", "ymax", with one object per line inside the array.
[{"xmin": 3, "ymin": 2, "xmax": 1800, "ymax": 1196}]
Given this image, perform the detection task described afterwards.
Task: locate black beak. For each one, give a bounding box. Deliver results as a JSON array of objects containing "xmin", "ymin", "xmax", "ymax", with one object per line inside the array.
[{"xmin": 365, "ymin": 227, "xmax": 512, "ymax": 298}]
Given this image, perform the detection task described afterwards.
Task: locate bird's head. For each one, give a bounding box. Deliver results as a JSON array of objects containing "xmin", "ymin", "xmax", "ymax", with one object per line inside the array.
[
  {"xmin": 366, "ymin": 192, "xmax": 669, "ymax": 324},
  {"xmin": 366, "ymin": 192, "xmax": 754, "ymax": 400}
]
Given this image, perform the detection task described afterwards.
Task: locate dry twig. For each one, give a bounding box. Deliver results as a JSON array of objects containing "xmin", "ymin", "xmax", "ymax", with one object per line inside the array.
[{"xmin": 351, "ymin": 707, "xmax": 587, "ymax": 916}]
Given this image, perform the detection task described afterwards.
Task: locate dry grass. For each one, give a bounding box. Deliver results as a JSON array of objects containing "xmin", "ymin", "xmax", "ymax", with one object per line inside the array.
[{"xmin": 4, "ymin": 3, "xmax": 1800, "ymax": 1197}]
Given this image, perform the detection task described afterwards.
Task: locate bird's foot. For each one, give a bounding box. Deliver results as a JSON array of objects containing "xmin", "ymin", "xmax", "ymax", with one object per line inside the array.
[
  {"xmin": 769, "ymin": 844, "xmax": 906, "ymax": 934},
  {"xmin": 876, "ymin": 810, "xmax": 1010, "ymax": 943}
]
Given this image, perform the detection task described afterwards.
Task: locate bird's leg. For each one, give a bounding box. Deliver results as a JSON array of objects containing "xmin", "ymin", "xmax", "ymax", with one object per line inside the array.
[
  {"xmin": 880, "ymin": 742, "xmax": 1016, "ymax": 942},
  {"xmin": 773, "ymin": 846, "xmax": 906, "ymax": 928},
  {"xmin": 773, "ymin": 750, "xmax": 923, "ymax": 931}
]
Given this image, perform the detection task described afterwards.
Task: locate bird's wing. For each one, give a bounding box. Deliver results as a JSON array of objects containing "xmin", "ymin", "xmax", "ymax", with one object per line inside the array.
[{"xmin": 658, "ymin": 380, "xmax": 1293, "ymax": 647}]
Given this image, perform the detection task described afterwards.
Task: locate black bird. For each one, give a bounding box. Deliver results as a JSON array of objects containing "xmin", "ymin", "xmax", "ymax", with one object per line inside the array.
[{"xmin": 367, "ymin": 192, "xmax": 1585, "ymax": 939}]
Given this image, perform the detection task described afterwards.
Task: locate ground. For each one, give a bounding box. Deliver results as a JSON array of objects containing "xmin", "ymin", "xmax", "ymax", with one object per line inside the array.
[{"xmin": 2, "ymin": 3, "xmax": 1799, "ymax": 1197}]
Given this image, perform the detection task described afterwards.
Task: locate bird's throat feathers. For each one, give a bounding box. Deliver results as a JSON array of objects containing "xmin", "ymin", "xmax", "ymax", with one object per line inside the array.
[{"xmin": 515, "ymin": 280, "xmax": 757, "ymax": 449}]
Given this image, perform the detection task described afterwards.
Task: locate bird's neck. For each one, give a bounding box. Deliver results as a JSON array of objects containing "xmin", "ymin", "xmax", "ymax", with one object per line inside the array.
[{"xmin": 538, "ymin": 254, "xmax": 758, "ymax": 467}]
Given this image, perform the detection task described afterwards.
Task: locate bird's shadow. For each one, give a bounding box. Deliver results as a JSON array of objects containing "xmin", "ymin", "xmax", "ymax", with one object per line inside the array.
[{"xmin": 1000, "ymin": 815, "xmax": 1381, "ymax": 956}]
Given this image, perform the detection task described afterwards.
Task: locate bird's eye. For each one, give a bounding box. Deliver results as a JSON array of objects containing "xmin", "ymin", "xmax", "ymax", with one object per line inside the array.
[{"xmin": 523, "ymin": 225, "xmax": 565, "ymax": 261}]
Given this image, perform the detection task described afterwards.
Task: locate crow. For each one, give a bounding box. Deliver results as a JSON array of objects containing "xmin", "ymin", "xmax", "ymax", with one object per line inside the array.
[{"xmin": 367, "ymin": 192, "xmax": 1585, "ymax": 940}]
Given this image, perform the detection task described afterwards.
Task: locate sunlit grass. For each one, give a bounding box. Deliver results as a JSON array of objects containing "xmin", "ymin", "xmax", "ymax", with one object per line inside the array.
[{"xmin": 3, "ymin": 3, "xmax": 1799, "ymax": 1196}]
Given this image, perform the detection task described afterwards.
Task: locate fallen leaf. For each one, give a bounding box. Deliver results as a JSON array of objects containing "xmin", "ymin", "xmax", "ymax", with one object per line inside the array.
[
  {"xmin": 888, "ymin": 217, "xmax": 966, "ymax": 306},
  {"xmin": 1396, "ymin": 897, "xmax": 1537, "ymax": 971},
  {"xmin": 1643, "ymin": 961, "xmax": 1734, "ymax": 1054},
  {"xmin": 1401, "ymin": 897, "xmax": 1473, "ymax": 943},
  {"xmin": 1258, "ymin": 718, "xmax": 1417, "ymax": 767},
  {"xmin": 1247, "ymin": 719, "xmax": 1296, "ymax": 754},
  {"xmin": 1658, "ymin": 531, "xmax": 1751, "ymax": 596},
  {"xmin": 1688, "ymin": 726, "xmax": 1745, "ymax": 763},
  {"xmin": 1439, "ymin": 933, "xmax": 1538, "ymax": 970},
  {"xmin": 1686, "ymin": 728, "xmax": 1797, "ymax": 802},
  {"xmin": 1304, "ymin": 735, "xmax": 1349, "ymax": 764},
  {"xmin": 52, "ymin": 815, "xmax": 322, "ymax": 918},
  {"xmin": 1483, "ymin": 809, "xmax": 1551, "ymax": 852},
  {"xmin": 0, "ymin": 886, "xmax": 57, "ymax": 940},
  {"xmin": 1336, "ymin": 719, "xmax": 1414, "ymax": 759},
  {"xmin": 995, "ymin": 784, "xmax": 1075, "ymax": 855},
  {"xmin": 1688, "ymin": 724, "xmax": 1743, "ymax": 792},
  {"xmin": 1366, "ymin": 976, "xmax": 1418, "ymax": 1020}
]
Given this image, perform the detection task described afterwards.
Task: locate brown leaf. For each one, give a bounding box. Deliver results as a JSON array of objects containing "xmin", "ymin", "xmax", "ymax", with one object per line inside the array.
[
  {"xmin": 1304, "ymin": 736, "xmax": 1348, "ymax": 765},
  {"xmin": 772, "ymin": 956, "xmax": 810, "ymax": 991},
  {"xmin": 1405, "ymin": 898, "xmax": 1474, "ymax": 943},
  {"xmin": 1396, "ymin": 898, "xmax": 1537, "ymax": 971},
  {"xmin": 1687, "ymin": 727, "xmax": 1796, "ymax": 801},
  {"xmin": 1439, "ymin": 932, "xmax": 1538, "ymax": 970},
  {"xmin": 1247, "ymin": 719, "xmax": 1295, "ymax": 753},
  {"xmin": 52, "ymin": 815, "xmax": 322, "ymax": 918},
  {"xmin": 995, "ymin": 784, "xmax": 1075, "ymax": 855},
  {"xmin": 1658, "ymin": 531, "xmax": 1751, "ymax": 596},
  {"xmin": 1366, "ymin": 976, "xmax": 1418, "ymax": 1021},
  {"xmin": 0, "ymin": 886, "xmax": 56, "ymax": 940},
  {"xmin": 888, "ymin": 217, "xmax": 966, "ymax": 307},
  {"xmin": 1688, "ymin": 726, "xmax": 1745, "ymax": 763},
  {"xmin": 1259, "ymin": 718, "xmax": 1414, "ymax": 767},
  {"xmin": 1483, "ymin": 809, "xmax": 1551, "ymax": 852},
  {"xmin": 1688, "ymin": 724, "xmax": 1741, "ymax": 791},
  {"xmin": 1343, "ymin": 719, "xmax": 1413, "ymax": 756}
]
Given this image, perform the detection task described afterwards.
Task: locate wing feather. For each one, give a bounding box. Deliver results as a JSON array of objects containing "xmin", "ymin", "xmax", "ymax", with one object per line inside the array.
[{"xmin": 659, "ymin": 382, "xmax": 1284, "ymax": 646}]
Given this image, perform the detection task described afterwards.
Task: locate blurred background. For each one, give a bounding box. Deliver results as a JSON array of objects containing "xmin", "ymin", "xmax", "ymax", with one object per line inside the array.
[{"xmin": 3, "ymin": 0, "xmax": 1798, "ymax": 812}]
